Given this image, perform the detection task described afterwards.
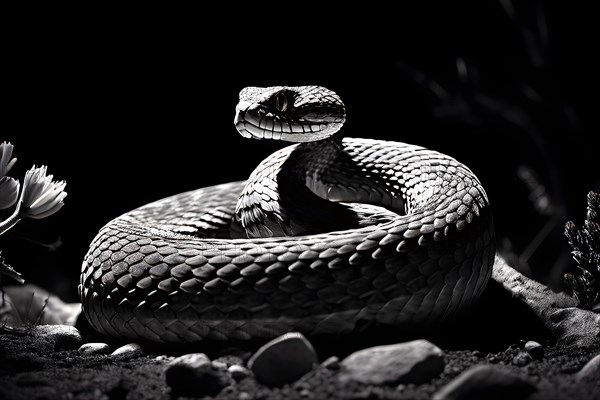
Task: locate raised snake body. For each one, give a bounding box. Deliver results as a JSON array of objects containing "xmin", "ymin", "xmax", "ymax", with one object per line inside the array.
[{"xmin": 80, "ymin": 86, "xmax": 495, "ymax": 342}]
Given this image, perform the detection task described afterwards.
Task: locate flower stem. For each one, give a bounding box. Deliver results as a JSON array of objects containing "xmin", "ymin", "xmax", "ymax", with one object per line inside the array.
[{"xmin": 0, "ymin": 200, "xmax": 23, "ymax": 235}]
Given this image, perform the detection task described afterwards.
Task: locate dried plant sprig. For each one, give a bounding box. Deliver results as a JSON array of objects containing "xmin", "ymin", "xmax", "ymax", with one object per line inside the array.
[
  {"xmin": 587, "ymin": 191, "xmax": 599, "ymax": 221},
  {"xmin": 563, "ymin": 191, "xmax": 600, "ymax": 310},
  {"xmin": 0, "ymin": 251, "xmax": 24, "ymax": 285}
]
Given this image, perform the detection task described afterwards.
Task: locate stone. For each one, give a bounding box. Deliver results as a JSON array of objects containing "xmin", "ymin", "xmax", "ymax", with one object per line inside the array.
[
  {"xmin": 228, "ymin": 365, "xmax": 251, "ymax": 381},
  {"xmin": 523, "ymin": 341, "xmax": 544, "ymax": 360},
  {"xmin": 340, "ymin": 339, "xmax": 444, "ymax": 385},
  {"xmin": 111, "ymin": 343, "xmax": 144, "ymax": 360},
  {"xmin": 212, "ymin": 361, "xmax": 228, "ymax": 370},
  {"xmin": 166, "ymin": 353, "xmax": 233, "ymax": 397},
  {"xmin": 321, "ymin": 356, "xmax": 340, "ymax": 370},
  {"xmin": 31, "ymin": 325, "xmax": 82, "ymax": 351},
  {"xmin": 248, "ymin": 332, "xmax": 318, "ymax": 387},
  {"xmin": 0, "ymin": 293, "xmax": 17, "ymax": 324},
  {"xmin": 576, "ymin": 353, "xmax": 600, "ymax": 382},
  {"xmin": 549, "ymin": 308, "xmax": 600, "ymax": 347},
  {"xmin": 2, "ymin": 284, "xmax": 82, "ymax": 325},
  {"xmin": 78, "ymin": 342, "xmax": 111, "ymax": 355},
  {"xmin": 432, "ymin": 364, "xmax": 537, "ymax": 400},
  {"xmin": 491, "ymin": 257, "xmax": 600, "ymax": 347},
  {"xmin": 511, "ymin": 352, "xmax": 532, "ymax": 367}
]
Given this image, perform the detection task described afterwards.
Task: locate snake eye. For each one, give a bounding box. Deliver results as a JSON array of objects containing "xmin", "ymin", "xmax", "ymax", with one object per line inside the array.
[{"xmin": 273, "ymin": 92, "xmax": 289, "ymax": 113}]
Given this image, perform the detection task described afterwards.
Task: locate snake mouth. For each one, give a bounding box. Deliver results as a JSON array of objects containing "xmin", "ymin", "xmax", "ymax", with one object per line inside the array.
[{"xmin": 234, "ymin": 107, "xmax": 340, "ymax": 143}]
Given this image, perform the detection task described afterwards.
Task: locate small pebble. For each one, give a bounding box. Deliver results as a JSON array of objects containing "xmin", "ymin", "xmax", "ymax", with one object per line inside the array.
[
  {"xmin": 300, "ymin": 389, "xmax": 312, "ymax": 398},
  {"xmin": 512, "ymin": 352, "xmax": 532, "ymax": 367},
  {"xmin": 111, "ymin": 343, "xmax": 144, "ymax": 360},
  {"xmin": 503, "ymin": 344, "xmax": 519, "ymax": 356},
  {"xmin": 78, "ymin": 342, "xmax": 111, "ymax": 355},
  {"xmin": 321, "ymin": 356, "xmax": 340, "ymax": 370},
  {"xmin": 228, "ymin": 365, "xmax": 251, "ymax": 381},
  {"xmin": 238, "ymin": 392, "xmax": 250, "ymax": 400},
  {"xmin": 471, "ymin": 350, "xmax": 482, "ymax": 358},
  {"xmin": 212, "ymin": 361, "xmax": 228, "ymax": 370},
  {"xmin": 488, "ymin": 355, "xmax": 500, "ymax": 364},
  {"xmin": 166, "ymin": 353, "xmax": 233, "ymax": 397},
  {"xmin": 523, "ymin": 341, "xmax": 544, "ymax": 360},
  {"xmin": 248, "ymin": 332, "xmax": 318, "ymax": 387},
  {"xmin": 576, "ymin": 353, "xmax": 600, "ymax": 382}
]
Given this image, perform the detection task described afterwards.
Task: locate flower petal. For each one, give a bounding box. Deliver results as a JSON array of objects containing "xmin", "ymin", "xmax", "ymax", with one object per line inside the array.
[
  {"xmin": 19, "ymin": 166, "xmax": 67, "ymax": 219},
  {"xmin": 0, "ymin": 177, "xmax": 20, "ymax": 209},
  {"xmin": 28, "ymin": 188, "xmax": 67, "ymax": 218},
  {"xmin": 29, "ymin": 180, "xmax": 66, "ymax": 209},
  {"xmin": 21, "ymin": 166, "xmax": 48, "ymax": 207},
  {"xmin": 0, "ymin": 142, "xmax": 16, "ymax": 178}
]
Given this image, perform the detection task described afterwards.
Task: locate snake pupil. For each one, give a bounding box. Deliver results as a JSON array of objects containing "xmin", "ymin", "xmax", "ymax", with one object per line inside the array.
[{"xmin": 274, "ymin": 92, "xmax": 289, "ymax": 113}]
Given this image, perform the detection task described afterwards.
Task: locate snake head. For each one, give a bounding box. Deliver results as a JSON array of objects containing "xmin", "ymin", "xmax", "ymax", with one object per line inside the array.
[{"xmin": 234, "ymin": 85, "xmax": 346, "ymax": 142}]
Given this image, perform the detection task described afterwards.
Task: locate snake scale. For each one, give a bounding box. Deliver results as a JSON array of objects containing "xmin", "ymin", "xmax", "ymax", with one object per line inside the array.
[{"xmin": 80, "ymin": 86, "xmax": 495, "ymax": 343}]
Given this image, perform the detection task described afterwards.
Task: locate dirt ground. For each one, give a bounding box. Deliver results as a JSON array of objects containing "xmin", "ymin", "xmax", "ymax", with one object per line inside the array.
[{"xmin": 1, "ymin": 280, "xmax": 599, "ymax": 400}]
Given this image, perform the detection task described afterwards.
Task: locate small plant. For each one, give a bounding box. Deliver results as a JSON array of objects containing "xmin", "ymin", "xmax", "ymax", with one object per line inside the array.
[
  {"xmin": 0, "ymin": 141, "xmax": 67, "ymax": 285},
  {"xmin": 563, "ymin": 191, "xmax": 600, "ymax": 310}
]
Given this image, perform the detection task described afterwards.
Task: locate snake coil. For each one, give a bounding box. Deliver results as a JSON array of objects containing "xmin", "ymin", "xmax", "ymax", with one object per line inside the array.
[{"xmin": 80, "ymin": 86, "xmax": 495, "ymax": 342}]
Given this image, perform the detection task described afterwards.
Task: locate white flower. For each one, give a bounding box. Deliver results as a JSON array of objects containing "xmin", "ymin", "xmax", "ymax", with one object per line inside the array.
[
  {"xmin": 0, "ymin": 141, "xmax": 17, "ymax": 179},
  {"xmin": 0, "ymin": 142, "xmax": 19, "ymax": 210},
  {"xmin": 0, "ymin": 177, "xmax": 19, "ymax": 210},
  {"xmin": 19, "ymin": 165, "xmax": 67, "ymax": 219}
]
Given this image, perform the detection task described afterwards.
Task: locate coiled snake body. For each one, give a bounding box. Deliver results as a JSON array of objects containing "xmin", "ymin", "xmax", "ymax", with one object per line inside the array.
[{"xmin": 80, "ymin": 86, "xmax": 495, "ymax": 342}]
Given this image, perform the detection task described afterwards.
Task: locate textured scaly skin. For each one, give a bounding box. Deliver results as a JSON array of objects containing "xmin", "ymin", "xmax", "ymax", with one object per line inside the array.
[{"xmin": 79, "ymin": 87, "xmax": 495, "ymax": 343}]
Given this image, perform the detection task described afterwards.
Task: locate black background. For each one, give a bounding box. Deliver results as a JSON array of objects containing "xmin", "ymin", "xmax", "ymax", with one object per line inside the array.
[{"xmin": 2, "ymin": 3, "xmax": 598, "ymax": 302}]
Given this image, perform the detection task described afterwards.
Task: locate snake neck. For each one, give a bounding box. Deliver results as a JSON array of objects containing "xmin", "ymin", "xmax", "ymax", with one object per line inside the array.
[
  {"xmin": 291, "ymin": 130, "xmax": 345, "ymax": 182},
  {"xmin": 231, "ymin": 131, "xmax": 362, "ymax": 238}
]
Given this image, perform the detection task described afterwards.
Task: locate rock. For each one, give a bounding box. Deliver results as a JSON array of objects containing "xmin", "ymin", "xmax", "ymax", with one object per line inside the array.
[
  {"xmin": 248, "ymin": 332, "xmax": 318, "ymax": 387},
  {"xmin": 31, "ymin": 325, "xmax": 82, "ymax": 351},
  {"xmin": 166, "ymin": 353, "xmax": 233, "ymax": 397},
  {"xmin": 433, "ymin": 364, "xmax": 537, "ymax": 400},
  {"xmin": 549, "ymin": 308, "xmax": 600, "ymax": 347},
  {"xmin": 0, "ymin": 293, "xmax": 18, "ymax": 324},
  {"xmin": 212, "ymin": 361, "xmax": 228, "ymax": 370},
  {"xmin": 491, "ymin": 257, "xmax": 600, "ymax": 347},
  {"xmin": 321, "ymin": 356, "xmax": 340, "ymax": 370},
  {"xmin": 576, "ymin": 353, "xmax": 600, "ymax": 382},
  {"xmin": 523, "ymin": 341, "xmax": 544, "ymax": 359},
  {"xmin": 512, "ymin": 352, "xmax": 532, "ymax": 367},
  {"xmin": 78, "ymin": 342, "xmax": 111, "ymax": 355},
  {"xmin": 340, "ymin": 339, "xmax": 444, "ymax": 385},
  {"xmin": 111, "ymin": 343, "xmax": 144, "ymax": 360},
  {"xmin": 487, "ymin": 355, "xmax": 501, "ymax": 364},
  {"xmin": 228, "ymin": 365, "xmax": 251, "ymax": 381},
  {"xmin": 2, "ymin": 284, "xmax": 82, "ymax": 325}
]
